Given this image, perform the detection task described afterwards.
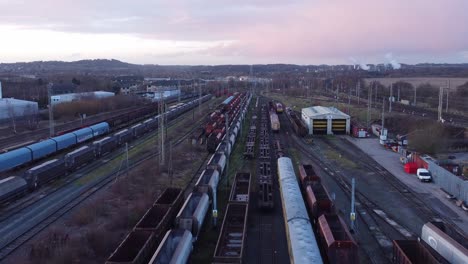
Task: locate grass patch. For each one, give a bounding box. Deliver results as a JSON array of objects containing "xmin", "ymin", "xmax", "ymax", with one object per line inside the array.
[{"xmin": 324, "ymin": 149, "xmax": 358, "ymax": 169}]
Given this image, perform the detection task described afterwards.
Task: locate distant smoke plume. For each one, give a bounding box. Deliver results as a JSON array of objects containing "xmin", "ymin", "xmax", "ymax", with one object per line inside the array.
[
  {"xmin": 349, "ymin": 57, "xmax": 370, "ymax": 70},
  {"xmin": 385, "ymin": 53, "xmax": 401, "ymax": 69}
]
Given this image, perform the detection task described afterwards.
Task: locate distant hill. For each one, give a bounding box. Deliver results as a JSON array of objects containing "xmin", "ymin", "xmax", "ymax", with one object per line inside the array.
[{"xmin": 1, "ymin": 59, "xmax": 468, "ymax": 78}]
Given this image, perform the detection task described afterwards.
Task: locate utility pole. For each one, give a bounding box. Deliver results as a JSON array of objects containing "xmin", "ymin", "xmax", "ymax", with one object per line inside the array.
[
  {"xmin": 198, "ymin": 82, "xmax": 202, "ymax": 115},
  {"xmin": 389, "ymin": 83, "xmax": 393, "ymax": 113},
  {"xmin": 382, "ymin": 97, "xmax": 385, "ymax": 131},
  {"xmin": 367, "ymin": 84, "xmax": 372, "ymax": 130},
  {"xmin": 397, "ymin": 87, "xmax": 400, "ymax": 102},
  {"xmin": 413, "ymin": 86, "xmax": 417, "ymax": 106},
  {"xmin": 225, "ymin": 113, "xmax": 230, "ymax": 189},
  {"xmin": 159, "ymin": 91, "xmax": 165, "ymax": 165},
  {"xmin": 125, "ymin": 143, "xmax": 129, "ymax": 176},
  {"xmin": 374, "ymin": 83, "xmax": 378, "ymax": 108},
  {"xmin": 347, "ymin": 86, "xmax": 351, "ymax": 114},
  {"xmin": 178, "ymin": 80, "xmax": 181, "ymax": 102},
  {"xmin": 446, "ymin": 80, "xmax": 450, "ymax": 113},
  {"xmin": 356, "ymin": 81, "xmax": 360, "ymax": 105},
  {"xmin": 169, "ymin": 141, "xmax": 173, "ymax": 187},
  {"xmin": 438, "ymin": 86, "xmax": 443, "ymax": 122},
  {"xmin": 350, "ymin": 178, "xmax": 356, "ymax": 233},
  {"xmin": 47, "ymin": 83, "xmax": 55, "ymax": 137}
]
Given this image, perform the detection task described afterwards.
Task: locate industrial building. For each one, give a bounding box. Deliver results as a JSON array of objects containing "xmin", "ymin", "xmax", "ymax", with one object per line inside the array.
[
  {"xmin": 0, "ymin": 81, "xmax": 38, "ymax": 122},
  {"xmin": 301, "ymin": 106, "xmax": 350, "ymax": 135},
  {"xmin": 51, "ymin": 91, "xmax": 115, "ymax": 105}
]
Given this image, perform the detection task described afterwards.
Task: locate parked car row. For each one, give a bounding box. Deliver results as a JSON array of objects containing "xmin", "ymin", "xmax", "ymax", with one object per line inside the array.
[
  {"xmin": 0, "ymin": 96, "xmax": 212, "ymax": 205},
  {"xmin": 106, "ymin": 93, "xmax": 251, "ymax": 264}
]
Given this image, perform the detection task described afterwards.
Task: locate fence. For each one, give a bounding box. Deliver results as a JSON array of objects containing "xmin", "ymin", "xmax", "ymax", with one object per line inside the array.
[{"xmin": 427, "ymin": 160, "xmax": 468, "ymax": 204}]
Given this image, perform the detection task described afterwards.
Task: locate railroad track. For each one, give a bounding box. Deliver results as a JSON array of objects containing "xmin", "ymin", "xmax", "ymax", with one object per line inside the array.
[
  {"xmin": 0, "ymin": 100, "xmax": 212, "ymax": 261},
  {"xmin": 321, "ymin": 137, "xmax": 467, "ymax": 241},
  {"xmin": 276, "ymin": 114, "xmax": 411, "ymax": 262}
]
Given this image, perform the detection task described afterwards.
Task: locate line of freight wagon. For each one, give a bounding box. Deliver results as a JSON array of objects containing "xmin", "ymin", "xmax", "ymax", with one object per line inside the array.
[
  {"xmin": 0, "ymin": 95, "xmax": 212, "ymax": 205},
  {"xmin": 0, "ymin": 93, "xmax": 199, "ymax": 174},
  {"xmin": 106, "ymin": 93, "xmax": 251, "ymax": 264},
  {"xmin": 205, "ymin": 93, "xmax": 245, "ymax": 153},
  {"xmin": 278, "ymin": 158, "xmax": 360, "ymax": 264}
]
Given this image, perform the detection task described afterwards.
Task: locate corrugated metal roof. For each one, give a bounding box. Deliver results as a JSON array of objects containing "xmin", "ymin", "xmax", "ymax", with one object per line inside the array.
[{"xmin": 302, "ymin": 106, "xmax": 349, "ymax": 119}]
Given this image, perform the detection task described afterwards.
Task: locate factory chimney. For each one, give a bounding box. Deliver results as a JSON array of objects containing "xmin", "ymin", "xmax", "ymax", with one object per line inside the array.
[{"xmin": 0, "ymin": 81, "xmax": 2, "ymax": 99}]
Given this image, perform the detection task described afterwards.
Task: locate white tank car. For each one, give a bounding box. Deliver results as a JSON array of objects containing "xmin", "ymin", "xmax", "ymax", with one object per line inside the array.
[
  {"xmin": 421, "ymin": 222, "xmax": 468, "ymax": 264},
  {"xmin": 277, "ymin": 157, "xmax": 323, "ymax": 264}
]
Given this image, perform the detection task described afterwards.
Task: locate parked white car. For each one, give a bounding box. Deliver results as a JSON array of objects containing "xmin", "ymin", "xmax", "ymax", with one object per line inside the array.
[{"xmin": 416, "ymin": 168, "xmax": 432, "ymax": 182}]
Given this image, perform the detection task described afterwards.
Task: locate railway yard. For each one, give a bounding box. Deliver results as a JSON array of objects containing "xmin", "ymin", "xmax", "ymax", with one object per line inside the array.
[{"xmin": 0, "ymin": 91, "xmax": 467, "ymax": 264}]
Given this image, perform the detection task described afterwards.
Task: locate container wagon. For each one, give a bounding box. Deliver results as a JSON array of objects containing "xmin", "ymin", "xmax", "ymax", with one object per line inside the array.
[
  {"xmin": 213, "ymin": 203, "xmax": 249, "ymax": 263},
  {"xmin": 317, "ymin": 214, "xmax": 358, "ymax": 263}
]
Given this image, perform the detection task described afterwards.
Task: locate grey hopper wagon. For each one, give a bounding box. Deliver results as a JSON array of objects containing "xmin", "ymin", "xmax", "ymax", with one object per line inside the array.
[
  {"xmin": 148, "ymin": 229, "xmax": 193, "ymax": 264},
  {"xmin": 175, "ymin": 192, "xmax": 209, "ymax": 240},
  {"xmin": 195, "ymin": 168, "xmax": 220, "ymax": 198}
]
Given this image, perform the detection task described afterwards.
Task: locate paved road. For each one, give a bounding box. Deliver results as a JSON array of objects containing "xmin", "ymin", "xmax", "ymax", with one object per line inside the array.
[{"xmin": 345, "ymin": 136, "xmax": 468, "ymax": 233}]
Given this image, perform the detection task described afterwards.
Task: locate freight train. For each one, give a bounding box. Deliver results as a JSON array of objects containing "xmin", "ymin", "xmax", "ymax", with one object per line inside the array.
[
  {"xmin": 286, "ymin": 107, "xmax": 307, "ymax": 137},
  {"xmin": 0, "ymin": 93, "xmax": 198, "ymax": 174},
  {"xmin": 0, "ymin": 96, "xmax": 212, "ymax": 205},
  {"xmin": 298, "ymin": 163, "xmax": 358, "ymax": 263},
  {"xmin": 106, "ymin": 93, "xmax": 252, "ymax": 264},
  {"xmin": 206, "ymin": 93, "xmax": 246, "ymax": 153}
]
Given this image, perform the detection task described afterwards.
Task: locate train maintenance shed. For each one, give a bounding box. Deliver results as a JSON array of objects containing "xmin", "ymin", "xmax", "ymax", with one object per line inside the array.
[{"xmin": 301, "ymin": 106, "xmax": 350, "ymax": 135}]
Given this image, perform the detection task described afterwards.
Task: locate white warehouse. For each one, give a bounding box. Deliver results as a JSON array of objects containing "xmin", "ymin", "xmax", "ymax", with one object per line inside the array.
[
  {"xmin": 51, "ymin": 91, "xmax": 115, "ymax": 105},
  {"xmin": 0, "ymin": 81, "xmax": 38, "ymax": 121},
  {"xmin": 301, "ymin": 106, "xmax": 350, "ymax": 135}
]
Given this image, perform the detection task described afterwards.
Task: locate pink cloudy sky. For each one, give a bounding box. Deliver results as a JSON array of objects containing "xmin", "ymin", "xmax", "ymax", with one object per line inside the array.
[{"xmin": 0, "ymin": 0, "xmax": 467, "ymax": 65}]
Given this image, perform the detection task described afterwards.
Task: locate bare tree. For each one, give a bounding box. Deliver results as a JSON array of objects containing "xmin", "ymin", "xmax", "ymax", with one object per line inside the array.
[
  {"xmin": 6, "ymin": 100, "xmax": 17, "ymax": 134},
  {"xmin": 25, "ymin": 104, "xmax": 39, "ymax": 130}
]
